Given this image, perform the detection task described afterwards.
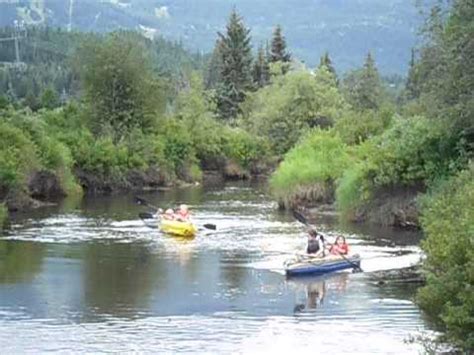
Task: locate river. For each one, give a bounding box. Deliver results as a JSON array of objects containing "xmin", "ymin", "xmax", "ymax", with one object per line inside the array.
[{"xmin": 0, "ymin": 181, "xmax": 435, "ymax": 353}]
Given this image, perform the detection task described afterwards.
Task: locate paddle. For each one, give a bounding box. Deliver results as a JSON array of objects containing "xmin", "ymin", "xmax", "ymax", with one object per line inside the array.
[
  {"xmin": 139, "ymin": 212, "xmax": 156, "ymax": 219},
  {"xmin": 135, "ymin": 196, "xmax": 161, "ymax": 211},
  {"xmin": 135, "ymin": 196, "xmax": 217, "ymax": 230},
  {"xmin": 292, "ymin": 209, "xmax": 363, "ymax": 273}
]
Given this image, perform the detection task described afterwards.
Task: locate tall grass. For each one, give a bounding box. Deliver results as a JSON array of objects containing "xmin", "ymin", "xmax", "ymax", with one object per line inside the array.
[{"xmin": 270, "ymin": 129, "xmax": 350, "ymax": 206}]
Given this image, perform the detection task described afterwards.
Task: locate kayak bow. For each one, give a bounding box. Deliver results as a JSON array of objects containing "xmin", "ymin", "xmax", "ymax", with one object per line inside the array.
[{"xmin": 160, "ymin": 219, "xmax": 198, "ymax": 238}]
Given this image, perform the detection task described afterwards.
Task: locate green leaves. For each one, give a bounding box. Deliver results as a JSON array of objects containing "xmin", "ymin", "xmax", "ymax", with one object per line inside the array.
[
  {"xmin": 243, "ymin": 67, "xmax": 346, "ymax": 155},
  {"xmin": 75, "ymin": 33, "xmax": 165, "ymax": 140},
  {"xmin": 270, "ymin": 129, "xmax": 349, "ymax": 205},
  {"xmin": 417, "ymin": 164, "xmax": 474, "ymax": 351},
  {"xmin": 215, "ymin": 9, "xmax": 254, "ymax": 120}
]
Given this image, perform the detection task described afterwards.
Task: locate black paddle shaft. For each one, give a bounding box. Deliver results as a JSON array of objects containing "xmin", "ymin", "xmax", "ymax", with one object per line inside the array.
[{"xmin": 135, "ymin": 196, "xmax": 159, "ymax": 210}]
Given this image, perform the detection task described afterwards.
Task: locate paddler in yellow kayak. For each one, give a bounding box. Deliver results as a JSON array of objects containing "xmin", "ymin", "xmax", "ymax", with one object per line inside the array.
[
  {"xmin": 158, "ymin": 205, "xmax": 191, "ymax": 221},
  {"xmin": 175, "ymin": 204, "xmax": 191, "ymax": 222},
  {"xmin": 159, "ymin": 204, "xmax": 197, "ymax": 237},
  {"xmin": 162, "ymin": 208, "xmax": 175, "ymax": 220}
]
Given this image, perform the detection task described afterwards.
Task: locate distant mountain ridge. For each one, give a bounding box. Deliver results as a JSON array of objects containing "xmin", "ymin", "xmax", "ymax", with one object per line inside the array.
[{"xmin": 0, "ymin": 0, "xmax": 432, "ymax": 74}]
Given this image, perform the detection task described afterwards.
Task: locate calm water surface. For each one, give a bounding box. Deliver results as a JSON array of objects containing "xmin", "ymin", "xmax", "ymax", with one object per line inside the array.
[{"xmin": 0, "ymin": 182, "xmax": 434, "ymax": 353}]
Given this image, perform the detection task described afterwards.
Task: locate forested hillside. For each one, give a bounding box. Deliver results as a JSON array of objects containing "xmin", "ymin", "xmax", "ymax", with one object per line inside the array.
[
  {"xmin": 0, "ymin": 0, "xmax": 432, "ymax": 73},
  {"xmin": 0, "ymin": 26, "xmax": 205, "ymax": 104}
]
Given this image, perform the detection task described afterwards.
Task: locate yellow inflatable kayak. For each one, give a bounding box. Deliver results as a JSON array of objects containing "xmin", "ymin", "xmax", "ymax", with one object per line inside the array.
[{"xmin": 160, "ymin": 219, "xmax": 197, "ymax": 238}]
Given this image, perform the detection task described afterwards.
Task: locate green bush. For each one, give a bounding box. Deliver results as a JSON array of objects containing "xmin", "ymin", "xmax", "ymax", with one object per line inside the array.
[
  {"xmin": 0, "ymin": 121, "xmax": 39, "ymax": 189},
  {"xmin": 174, "ymin": 73, "xmax": 227, "ymax": 165},
  {"xmin": 1, "ymin": 109, "xmax": 81, "ymax": 194},
  {"xmin": 270, "ymin": 129, "xmax": 349, "ymax": 203},
  {"xmin": 242, "ymin": 67, "xmax": 347, "ymax": 155},
  {"xmin": 334, "ymin": 106, "xmax": 393, "ymax": 145},
  {"xmin": 417, "ymin": 164, "xmax": 474, "ymax": 351},
  {"xmin": 81, "ymin": 136, "xmax": 129, "ymax": 176},
  {"xmin": 336, "ymin": 116, "xmax": 457, "ymax": 217},
  {"xmin": 224, "ymin": 128, "xmax": 268, "ymax": 169},
  {"xmin": 159, "ymin": 119, "xmax": 197, "ymax": 172}
]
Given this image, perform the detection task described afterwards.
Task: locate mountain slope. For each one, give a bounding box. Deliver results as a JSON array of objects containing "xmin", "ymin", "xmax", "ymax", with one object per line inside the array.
[{"xmin": 0, "ymin": 0, "xmax": 431, "ymax": 74}]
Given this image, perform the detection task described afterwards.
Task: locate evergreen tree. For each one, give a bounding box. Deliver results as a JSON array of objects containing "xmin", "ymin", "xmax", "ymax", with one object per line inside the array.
[
  {"xmin": 404, "ymin": 48, "xmax": 421, "ymax": 100},
  {"xmin": 216, "ymin": 9, "xmax": 253, "ymax": 120},
  {"xmin": 318, "ymin": 51, "xmax": 337, "ymax": 79},
  {"xmin": 269, "ymin": 25, "xmax": 291, "ymax": 74},
  {"xmin": 343, "ymin": 52, "xmax": 383, "ymax": 110},
  {"xmin": 204, "ymin": 39, "xmax": 224, "ymax": 90},
  {"xmin": 24, "ymin": 87, "xmax": 39, "ymax": 111},
  {"xmin": 252, "ymin": 45, "xmax": 270, "ymax": 89},
  {"xmin": 40, "ymin": 86, "xmax": 59, "ymax": 109}
]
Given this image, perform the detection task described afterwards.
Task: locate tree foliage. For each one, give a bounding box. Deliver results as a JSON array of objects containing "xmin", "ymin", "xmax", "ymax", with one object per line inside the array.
[
  {"xmin": 319, "ymin": 51, "xmax": 337, "ymax": 79},
  {"xmin": 269, "ymin": 24, "xmax": 291, "ymax": 74},
  {"xmin": 242, "ymin": 66, "xmax": 345, "ymax": 155},
  {"xmin": 252, "ymin": 45, "xmax": 270, "ymax": 89},
  {"xmin": 417, "ymin": 164, "xmax": 474, "ymax": 351},
  {"xmin": 215, "ymin": 9, "xmax": 253, "ymax": 120},
  {"xmin": 75, "ymin": 32, "xmax": 165, "ymax": 139},
  {"xmin": 342, "ymin": 52, "xmax": 384, "ymax": 111}
]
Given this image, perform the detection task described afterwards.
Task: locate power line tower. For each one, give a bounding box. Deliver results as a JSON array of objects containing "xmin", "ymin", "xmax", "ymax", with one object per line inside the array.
[{"xmin": 0, "ymin": 20, "xmax": 28, "ymax": 70}]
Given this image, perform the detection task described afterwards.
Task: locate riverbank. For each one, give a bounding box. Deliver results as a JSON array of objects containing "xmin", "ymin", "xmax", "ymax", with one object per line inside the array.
[
  {"xmin": 289, "ymin": 183, "xmax": 422, "ymax": 229},
  {"xmin": 1, "ymin": 164, "xmax": 271, "ymax": 215}
]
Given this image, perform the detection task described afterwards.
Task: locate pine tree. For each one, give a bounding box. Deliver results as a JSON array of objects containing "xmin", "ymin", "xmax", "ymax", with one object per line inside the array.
[
  {"xmin": 216, "ymin": 9, "xmax": 253, "ymax": 120},
  {"xmin": 343, "ymin": 52, "xmax": 383, "ymax": 110},
  {"xmin": 270, "ymin": 25, "xmax": 291, "ymax": 63},
  {"xmin": 404, "ymin": 48, "xmax": 420, "ymax": 100},
  {"xmin": 252, "ymin": 45, "xmax": 270, "ymax": 89},
  {"xmin": 269, "ymin": 25, "xmax": 291, "ymax": 74},
  {"xmin": 318, "ymin": 51, "xmax": 337, "ymax": 79},
  {"xmin": 40, "ymin": 86, "xmax": 59, "ymax": 109},
  {"xmin": 359, "ymin": 52, "xmax": 382, "ymax": 110},
  {"xmin": 205, "ymin": 39, "xmax": 224, "ymax": 90}
]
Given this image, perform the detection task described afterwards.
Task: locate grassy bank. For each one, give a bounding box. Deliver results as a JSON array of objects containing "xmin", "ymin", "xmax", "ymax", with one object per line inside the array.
[{"xmin": 270, "ymin": 129, "xmax": 349, "ymax": 208}]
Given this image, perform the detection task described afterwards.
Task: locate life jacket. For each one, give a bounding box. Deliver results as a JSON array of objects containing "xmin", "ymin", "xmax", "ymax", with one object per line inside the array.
[
  {"xmin": 330, "ymin": 243, "xmax": 349, "ymax": 255},
  {"xmin": 177, "ymin": 210, "xmax": 190, "ymax": 221},
  {"xmin": 307, "ymin": 238, "xmax": 321, "ymax": 254}
]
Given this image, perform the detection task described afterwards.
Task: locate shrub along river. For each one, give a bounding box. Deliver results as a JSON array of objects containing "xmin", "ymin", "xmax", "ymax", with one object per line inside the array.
[{"xmin": 0, "ymin": 181, "xmax": 436, "ymax": 353}]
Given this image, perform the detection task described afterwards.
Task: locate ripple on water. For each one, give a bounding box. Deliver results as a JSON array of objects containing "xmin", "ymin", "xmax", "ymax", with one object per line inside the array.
[{"xmin": 0, "ymin": 313, "xmax": 433, "ymax": 354}]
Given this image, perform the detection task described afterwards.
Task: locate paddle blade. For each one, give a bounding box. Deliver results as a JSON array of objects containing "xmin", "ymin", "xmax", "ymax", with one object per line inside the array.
[
  {"xmin": 135, "ymin": 196, "xmax": 148, "ymax": 206},
  {"xmin": 139, "ymin": 212, "xmax": 155, "ymax": 219},
  {"xmin": 202, "ymin": 223, "xmax": 216, "ymax": 230},
  {"xmin": 292, "ymin": 210, "xmax": 308, "ymax": 226}
]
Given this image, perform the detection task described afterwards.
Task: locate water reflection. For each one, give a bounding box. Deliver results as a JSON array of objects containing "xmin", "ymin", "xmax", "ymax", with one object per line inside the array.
[
  {"xmin": 0, "ymin": 240, "xmax": 44, "ymax": 284},
  {"xmin": 290, "ymin": 273, "xmax": 349, "ymax": 313},
  {"xmin": 82, "ymin": 243, "xmax": 161, "ymax": 320},
  {"xmin": 219, "ymin": 251, "xmax": 251, "ymax": 293}
]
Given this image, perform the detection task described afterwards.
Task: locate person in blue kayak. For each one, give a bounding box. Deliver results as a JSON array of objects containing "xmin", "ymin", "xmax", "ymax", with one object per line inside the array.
[{"xmin": 307, "ymin": 229, "xmax": 326, "ymax": 257}]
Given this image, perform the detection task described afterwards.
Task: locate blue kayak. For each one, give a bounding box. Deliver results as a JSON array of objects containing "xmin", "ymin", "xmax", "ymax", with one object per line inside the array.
[{"xmin": 284, "ymin": 254, "xmax": 361, "ymax": 277}]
